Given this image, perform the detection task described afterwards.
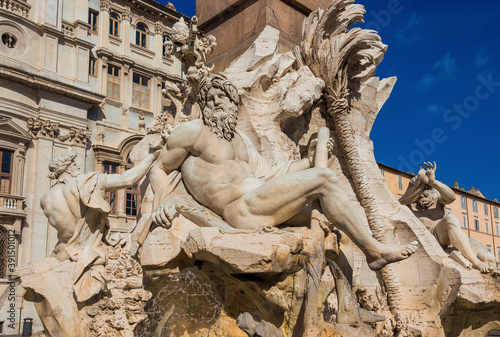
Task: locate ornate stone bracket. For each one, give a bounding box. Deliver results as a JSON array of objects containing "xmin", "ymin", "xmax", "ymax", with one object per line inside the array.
[
  {"xmin": 100, "ymin": 0, "xmax": 111, "ymax": 12},
  {"xmin": 27, "ymin": 117, "xmax": 59, "ymax": 139},
  {"xmin": 57, "ymin": 126, "xmax": 91, "ymax": 145}
]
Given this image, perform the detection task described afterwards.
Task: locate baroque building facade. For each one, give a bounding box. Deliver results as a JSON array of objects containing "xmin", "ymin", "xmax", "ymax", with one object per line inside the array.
[{"xmin": 0, "ymin": 0, "xmax": 185, "ymax": 334}]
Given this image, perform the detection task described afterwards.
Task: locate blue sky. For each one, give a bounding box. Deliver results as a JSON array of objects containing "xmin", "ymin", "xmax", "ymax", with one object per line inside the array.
[{"xmin": 160, "ymin": 0, "xmax": 500, "ymax": 200}]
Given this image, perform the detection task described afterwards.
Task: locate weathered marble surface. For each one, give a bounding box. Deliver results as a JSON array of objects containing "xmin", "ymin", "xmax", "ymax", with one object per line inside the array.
[{"xmin": 20, "ymin": 0, "xmax": 500, "ymax": 336}]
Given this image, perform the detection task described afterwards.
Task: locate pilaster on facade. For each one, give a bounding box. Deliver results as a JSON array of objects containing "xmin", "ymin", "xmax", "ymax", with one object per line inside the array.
[{"xmin": 98, "ymin": 2, "xmax": 111, "ymax": 49}]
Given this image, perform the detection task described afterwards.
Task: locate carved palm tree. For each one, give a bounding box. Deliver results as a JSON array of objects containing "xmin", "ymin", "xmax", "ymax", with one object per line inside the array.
[{"xmin": 297, "ymin": 0, "xmax": 403, "ymax": 316}]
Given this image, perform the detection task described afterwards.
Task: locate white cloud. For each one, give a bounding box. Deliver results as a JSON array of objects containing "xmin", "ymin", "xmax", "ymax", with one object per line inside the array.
[
  {"xmin": 419, "ymin": 53, "xmax": 457, "ymax": 90},
  {"xmin": 395, "ymin": 13, "xmax": 421, "ymax": 42}
]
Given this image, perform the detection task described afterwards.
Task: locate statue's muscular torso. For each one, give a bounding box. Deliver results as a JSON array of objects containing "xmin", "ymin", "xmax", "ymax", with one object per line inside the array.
[
  {"xmin": 160, "ymin": 119, "xmax": 265, "ymax": 216},
  {"xmin": 40, "ymin": 180, "xmax": 83, "ymax": 243}
]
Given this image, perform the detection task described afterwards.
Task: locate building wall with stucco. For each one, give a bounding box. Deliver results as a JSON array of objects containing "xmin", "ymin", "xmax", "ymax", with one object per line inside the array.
[{"xmin": 0, "ymin": 0, "xmax": 186, "ymax": 334}]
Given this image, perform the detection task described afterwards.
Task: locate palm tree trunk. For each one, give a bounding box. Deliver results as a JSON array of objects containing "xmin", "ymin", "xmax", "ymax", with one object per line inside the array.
[{"xmin": 326, "ymin": 85, "xmax": 402, "ymax": 314}]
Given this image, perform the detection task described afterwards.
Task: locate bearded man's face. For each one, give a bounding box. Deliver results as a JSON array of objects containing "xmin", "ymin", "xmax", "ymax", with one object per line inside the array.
[
  {"xmin": 203, "ymin": 87, "xmax": 238, "ymax": 141},
  {"xmin": 67, "ymin": 161, "xmax": 81, "ymax": 177}
]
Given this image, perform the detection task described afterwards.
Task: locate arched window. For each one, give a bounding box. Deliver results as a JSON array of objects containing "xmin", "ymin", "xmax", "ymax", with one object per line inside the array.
[
  {"xmin": 135, "ymin": 23, "xmax": 148, "ymax": 48},
  {"xmin": 125, "ymin": 156, "xmax": 140, "ymax": 217},
  {"xmin": 0, "ymin": 226, "xmax": 8, "ymax": 278},
  {"xmin": 109, "ymin": 13, "xmax": 120, "ymax": 37}
]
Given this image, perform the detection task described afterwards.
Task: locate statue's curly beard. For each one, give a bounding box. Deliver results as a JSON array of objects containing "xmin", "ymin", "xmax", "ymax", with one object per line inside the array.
[
  {"xmin": 417, "ymin": 188, "xmax": 437, "ymax": 209},
  {"xmin": 203, "ymin": 103, "xmax": 238, "ymax": 141}
]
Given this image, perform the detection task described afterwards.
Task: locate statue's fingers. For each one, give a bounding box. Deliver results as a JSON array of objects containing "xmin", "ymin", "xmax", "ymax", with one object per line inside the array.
[
  {"xmin": 433, "ymin": 161, "xmax": 437, "ymax": 170},
  {"xmin": 424, "ymin": 162, "xmax": 430, "ymax": 169},
  {"xmin": 152, "ymin": 210, "xmax": 160, "ymax": 225},
  {"xmin": 159, "ymin": 208, "xmax": 169, "ymax": 226}
]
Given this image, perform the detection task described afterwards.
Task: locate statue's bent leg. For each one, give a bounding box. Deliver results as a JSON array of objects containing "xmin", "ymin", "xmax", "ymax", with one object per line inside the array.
[
  {"xmin": 224, "ymin": 168, "xmax": 417, "ymax": 270},
  {"xmin": 434, "ymin": 214, "xmax": 492, "ymax": 273}
]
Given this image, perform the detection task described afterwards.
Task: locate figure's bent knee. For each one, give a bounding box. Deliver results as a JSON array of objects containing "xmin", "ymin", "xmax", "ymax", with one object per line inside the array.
[{"xmin": 442, "ymin": 214, "xmax": 460, "ymax": 228}]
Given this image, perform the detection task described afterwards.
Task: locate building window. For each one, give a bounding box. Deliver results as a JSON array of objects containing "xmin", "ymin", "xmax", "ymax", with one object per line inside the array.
[
  {"xmin": 162, "ymin": 35, "xmax": 171, "ymax": 57},
  {"xmin": 486, "ymin": 219, "xmax": 490, "ymax": 234},
  {"xmin": 398, "ymin": 174, "xmax": 402, "ymax": 190},
  {"xmin": 498, "ymin": 247, "xmax": 500, "ymax": 263},
  {"xmin": 0, "ymin": 149, "xmax": 13, "ymax": 194},
  {"xmin": 107, "ymin": 65, "xmax": 120, "ymax": 100},
  {"xmin": 88, "ymin": 10, "xmax": 98, "ymax": 35},
  {"xmin": 486, "ymin": 244, "xmax": 492, "ymax": 253},
  {"xmin": 461, "ymin": 195, "xmax": 466, "ymax": 209},
  {"xmin": 495, "ymin": 207, "xmax": 499, "ymax": 219},
  {"xmin": 89, "ymin": 57, "xmax": 97, "ymax": 77},
  {"xmin": 125, "ymin": 157, "xmax": 139, "ymax": 217},
  {"xmin": 110, "ymin": 13, "xmax": 120, "ymax": 37},
  {"xmin": 103, "ymin": 163, "xmax": 118, "ymax": 215},
  {"xmin": 0, "ymin": 226, "xmax": 8, "ymax": 278},
  {"xmin": 474, "ymin": 217, "xmax": 479, "ymax": 231},
  {"xmin": 135, "ymin": 23, "xmax": 148, "ymax": 48},
  {"xmin": 132, "ymin": 74, "xmax": 150, "ymax": 109},
  {"xmin": 472, "ymin": 200, "xmax": 478, "ymax": 213},
  {"xmin": 2, "ymin": 33, "xmax": 16, "ymax": 48},
  {"xmin": 462, "ymin": 214, "xmax": 467, "ymax": 228},
  {"xmin": 496, "ymin": 222, "xmax": 499, "ymax": 236},
  {"xmin": 380, "ymin": 168, "xmax": 385, "ymax": 178},
  {"xmin": 485, "ymin": 203, "xmax": 489, "ymax": 215}
]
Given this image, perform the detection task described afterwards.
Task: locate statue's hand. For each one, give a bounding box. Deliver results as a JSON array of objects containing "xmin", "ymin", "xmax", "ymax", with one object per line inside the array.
[
  {"xmin": 149, "ymin": 124, "xmax": 174, "ymax": 150},
  {"xmin": 422, "ymin": 161, "xmax": 437, "ymax": 185},
  {"xmin": 151, "ymin": 202, "xmax": 179, "ymax": 229},
  {"xmin": 308, "ymin": 137, "xmax": 334, "ymax": 167}
]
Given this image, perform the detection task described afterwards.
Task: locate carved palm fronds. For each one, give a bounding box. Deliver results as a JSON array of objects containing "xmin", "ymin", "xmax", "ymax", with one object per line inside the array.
[{"xmin": 297, "ymin": 0, "xmax": 403, "ymax": 315}]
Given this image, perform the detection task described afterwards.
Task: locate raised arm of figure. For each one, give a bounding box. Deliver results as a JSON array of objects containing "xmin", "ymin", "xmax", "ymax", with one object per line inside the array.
[{"xmin": 423, "ymin": 161, "xmax": 456, "ymax": 205}]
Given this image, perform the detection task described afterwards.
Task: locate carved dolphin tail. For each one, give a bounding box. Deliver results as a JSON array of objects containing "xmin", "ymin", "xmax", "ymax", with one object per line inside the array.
[{"xmin": 297, "ymin": 0, "xmax": 403, "ymax": 316}]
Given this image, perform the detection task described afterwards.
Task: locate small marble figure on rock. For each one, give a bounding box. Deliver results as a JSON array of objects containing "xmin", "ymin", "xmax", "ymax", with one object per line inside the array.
[
  {"xmin": 399, "ymin": 162, "xmax": 494, "ymax": 273},
  {"xmin": 40, "ymin": 149, "xmax": 159, "ymax": 301}
]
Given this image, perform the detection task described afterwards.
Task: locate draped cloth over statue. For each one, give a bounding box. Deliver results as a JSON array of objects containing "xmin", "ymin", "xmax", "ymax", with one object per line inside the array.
[
  {"xmin": 152, "ymin": 130, "xmax": 293, "ymax": 233},
  {"xmin": 64, "ymin": 172, "xmax": 115, "ymax": 302}
]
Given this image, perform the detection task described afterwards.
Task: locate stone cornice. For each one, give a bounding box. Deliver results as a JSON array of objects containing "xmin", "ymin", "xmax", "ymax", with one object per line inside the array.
[
  {"xmin": 121, "ymin": 0, "xmax": 188, "ymax": 24},
  {"xmin": 40, "ymin": 24, "xmax": 95, "ymax": 49},
  {"xmin": 0, "ymin": 64, "xmax": 105, "ymax": 105}
]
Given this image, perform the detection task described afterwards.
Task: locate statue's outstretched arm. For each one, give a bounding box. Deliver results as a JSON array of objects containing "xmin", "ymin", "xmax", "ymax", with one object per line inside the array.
[{"xmin": 105, "ymin": 150, "xmax": 160, "ymax": 192}]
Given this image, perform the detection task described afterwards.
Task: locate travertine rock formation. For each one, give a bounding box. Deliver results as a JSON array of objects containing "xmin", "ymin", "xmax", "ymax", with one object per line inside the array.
[
  {"xmin": 19, "ymin": 239, "xmax": 151, "ymax": 337},
  {"xmin": 20, "ymin": 1, "xmax": 500, "ymax": 336}
]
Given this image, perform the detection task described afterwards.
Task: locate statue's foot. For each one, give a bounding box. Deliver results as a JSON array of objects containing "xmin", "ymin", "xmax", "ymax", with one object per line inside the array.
[
  {"xmin": 449, "ymin": 250, "xmax": 473, "ymax": 269},
  {"xmin": 367, "ymin": 241, "xmax": 418, "ymax": 271},
  {"xmin": 473, "ymin": 261, "xmax": 494, "ymax": 274}
]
